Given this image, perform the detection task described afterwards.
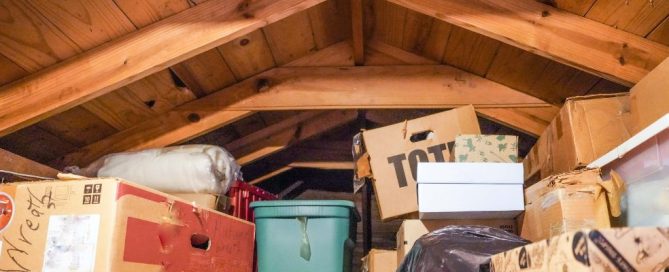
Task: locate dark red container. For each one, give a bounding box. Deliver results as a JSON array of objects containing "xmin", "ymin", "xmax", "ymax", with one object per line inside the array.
[{"xmin": 227, "ymin": 181, "xmax": 278, "ymax": 222}]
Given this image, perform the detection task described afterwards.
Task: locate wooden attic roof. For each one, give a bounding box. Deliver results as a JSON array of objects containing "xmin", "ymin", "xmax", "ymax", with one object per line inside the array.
[{"xmin": 0, "ymin": 0, "xmax": 668, "ymax": 180}]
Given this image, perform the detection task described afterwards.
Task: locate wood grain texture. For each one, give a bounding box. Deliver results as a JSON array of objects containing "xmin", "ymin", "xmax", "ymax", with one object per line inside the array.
[
  {"xmin": 37, "ymin": 107, "xmax": 118, "ymax": 147},
  {"xmin": 112, "ymin": 0, "xmax": 192, "ymax": 28},
  {"xmin": 263, "ymin": 11, "xmax": 318, "ymax": 65},
  {"xmin": 0, "ymin": 1, "xmax": 81, "ymax": 71},
  {"xmin": 284, "ymin": 41, "xmax": 355, "ymax": 67},
  {"xmin": 28, "ymin": 0, "xmax": 136, "ymax": 49},
  {"xmin": 0, "ymin": 54, "xmax": 27, "ymax": 86},
  {"xmin": 0, "ymin": 126, "xmax": 77, "ymax": 165},
  {"xmin": 648, "ymin": 16, "xmax": 669, "ymax": 46},
  {"xmin": 372, "ymin": 0, "xmax": 407, "ymax": 48},
  {"xmin": 585, "ymin": 0, "xmax": 669, "ymax": 36},
  {"xmin": 0, "ymin": 0, "xmax": 325, "ymax": 136},
  {"xmin": 169, "ymin": 49, "xmax": 237, "ymax": 97},
  {"xmin": 351, "ymin": 0, "xmax": 365, "ymax": 64},
  {"xmin": 218, "ymin": 30, "xmax": 276, "ymax": 80},
  {"xmin": 548, "ymin": 0, "xmax": 596, "ymax": 16},
  {"xmin": 309, "ymin": 0, "xmax": 350, "ymax": 49},
  {"xmin": 0, "ymin": 148, "xmax": 59, "ymax": 179},
  {"xmin": 389, "ymin": 0, "xmax": 669, "ymax": 86},
  {"xmin": 442, "ymin": 26, "xmax": 501, "ymax": 76}
]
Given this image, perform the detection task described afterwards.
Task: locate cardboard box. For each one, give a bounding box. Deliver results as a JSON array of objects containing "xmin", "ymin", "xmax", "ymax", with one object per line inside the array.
[
  {"xmin": 172, "ymin": 193, "xmax": 230, "ymax": 212},
  {"xmin": 520, "ymin": 169, "xmax": 623, "ymax": 242},
  {"xmin": 454, "ymin": 134, "xmax": 519, "ymax": 163},
  {"xmin": 491, "ymin": 227, "xmax": 669, "ymax": 272},
  {"xmin": 523, "ymin": 94, "xmax": 633, "ymax": 182},
  {"xmin": 416, "ymin": 163, "xmax": 524, "ymax": 219},
  {"xmin": 362, "ymin": 249, "xmax": 397, "ymax": 272},
  {"xmin": 0, "ymin": 178, "xmax": 255, "ymax": 272},
  {"xmin": 630, "ymin": 57, "xmax": 669, "ymax": 134},
  {"xmin": 396, "ymin": 219, "xmax": 517, "ymax": 264},
  {"xmin": 362, "ymin": 106, "xmax": 480, "ymax": 220}
]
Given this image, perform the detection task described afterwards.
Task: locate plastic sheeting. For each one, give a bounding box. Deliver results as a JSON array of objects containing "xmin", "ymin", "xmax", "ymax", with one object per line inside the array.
[
  {"xmin": 83, "ymin": 145, "xmax": 240, "ymax": 194},
  {"xmin": 397, "ymin": 225, "xmax": 529, "ymax": 272}
]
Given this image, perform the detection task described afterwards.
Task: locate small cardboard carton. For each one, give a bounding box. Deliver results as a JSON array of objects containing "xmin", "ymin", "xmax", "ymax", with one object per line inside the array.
[
  {"xmin": 523, "ymin": 93, "xmax": 633, "ymax": 183},
  {"xmin": 416, "ymin": 162, "xmax": 524, "ymax": 219},
  {"xmin": 396, "ymin": 219, "xmax": 517, "ymax": 265},
  {"xmin": 362, "ymin": 106, "xmax": 480, "ymax": 220},
  {"xmin": 362, "ymin": 249, "xmax": 397, "ymax": 272},
  {"xmin": 0, "ymin": 178, "xmax": 255, "ymax": 272},
  {"xmin": 630, "ymin": 57, "xmax": 669, "ymax": 134},
  {"xmin": 490, "ymin": 227, "xmax": 669, "ymax": 272},
  {"xmin": 454, "ymin": 134, "xmax": 519, "ymax": 163},
  {"xmin": 520, "ymin": 169, "xmax": 624, "ymax": 242}
]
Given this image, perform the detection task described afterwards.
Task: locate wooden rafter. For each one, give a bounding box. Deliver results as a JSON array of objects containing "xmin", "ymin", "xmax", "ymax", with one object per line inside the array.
[
  {"xmin": 351, "ymin": 0, "xmax": 365, "ymax": 65},
  {"xmin": 0, "ymin": 0, "xmax": 325, "ymax": 137},
  {"xmin": 229, "ymin": 111, "xmax": 358, "ymax": 165},
  {"xmin": 59, "ymin": 64, "xmax": 554, "ymax": 167},
  {"xmin": 0, "ymin": 148, "xmax": 59, "ymax": 179},
  {"xmin": 389, "ymin": 0, "xmax": 669, "ymax": 86}
]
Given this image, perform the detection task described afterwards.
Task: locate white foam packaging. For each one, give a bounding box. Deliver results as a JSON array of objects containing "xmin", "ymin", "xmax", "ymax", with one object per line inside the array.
[{"xmin": 416, "ymin": 162, "xmax": 525, "ymax": 219}]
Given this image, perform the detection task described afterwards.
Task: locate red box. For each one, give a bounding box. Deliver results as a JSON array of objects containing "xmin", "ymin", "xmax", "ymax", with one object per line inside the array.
[{"xmin": 227, "ymin": 181, "xmax": 278, "ymax": 222}]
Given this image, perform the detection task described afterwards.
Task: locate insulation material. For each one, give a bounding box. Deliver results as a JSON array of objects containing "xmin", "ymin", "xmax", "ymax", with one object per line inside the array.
[{"xmin": 91, "ymin": 145, "xmax": 240, "ymax": 194}]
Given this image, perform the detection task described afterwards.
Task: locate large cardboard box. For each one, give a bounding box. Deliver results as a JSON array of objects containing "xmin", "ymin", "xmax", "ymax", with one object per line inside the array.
[
  {"xmin": 491, "ymin": 227, "xmax": 669, "ymax": 271},
  {"xmin": 416, "ymin": 162, "xmax": 524, "ymax": 219},
  {"xmin": 362, "ymin": 106, "xmax": 480, "ymax": 220},
  {"xmin": 520, "ymin": 169, "xmax": 623, "ymax": 242},
  {"xmin": 523, "ymin": 94, "xmax": 632, "ymax": 182},
  {"xmin": 396, "ymin": 219, "xmax": 517, "ymax": 265},
  {"xmin": 362, "ymin": 249, "xmax": 397, "ymax": 272},
  {"xmin": 454, "ymin": 134, "xmax": 519, "ymax": 163},
  {"xmin": 0, "ymin": 178, "xmax": 255, "ymax": 272},
  {"xmin": 630, "ymin": 57, "xmax": 669, "ymax": 134}
]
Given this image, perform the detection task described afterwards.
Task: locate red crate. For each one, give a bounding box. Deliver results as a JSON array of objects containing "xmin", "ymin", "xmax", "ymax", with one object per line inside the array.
[{"xmin": 227, "ymin": 181, "xmax": 278, "ymax": 222}]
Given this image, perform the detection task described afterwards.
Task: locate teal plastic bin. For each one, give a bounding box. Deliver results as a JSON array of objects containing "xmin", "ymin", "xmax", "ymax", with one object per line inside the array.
[{"xmin": 250, "ymin": 200, "xmax": 360, "ymax": 272}]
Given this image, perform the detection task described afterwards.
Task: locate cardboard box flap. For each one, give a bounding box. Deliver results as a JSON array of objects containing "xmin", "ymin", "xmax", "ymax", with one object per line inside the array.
[{"xmin": 417, "ymin": 162, "xmax": 523, "ymax": 184}]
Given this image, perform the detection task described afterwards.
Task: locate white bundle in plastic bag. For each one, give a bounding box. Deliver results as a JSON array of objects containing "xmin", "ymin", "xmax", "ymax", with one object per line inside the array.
[{"xmin": 91, "ymin": 145, "xmax": 240, "ymax": 194}]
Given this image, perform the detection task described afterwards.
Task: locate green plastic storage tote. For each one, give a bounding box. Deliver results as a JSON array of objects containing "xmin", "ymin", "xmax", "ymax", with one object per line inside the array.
[{"xmin": 250, "ymin": 200, "xmax": 360, "ymax": 272}]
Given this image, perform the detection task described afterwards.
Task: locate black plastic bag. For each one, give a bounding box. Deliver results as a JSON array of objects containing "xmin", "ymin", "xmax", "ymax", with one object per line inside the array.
[{"xmin": 397, "ymin": 225, "xmax": 529, "ymax": 272}]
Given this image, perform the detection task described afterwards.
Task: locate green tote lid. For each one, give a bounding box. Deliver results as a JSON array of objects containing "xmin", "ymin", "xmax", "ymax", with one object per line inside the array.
[
  {"xmin": 251, "ymin": 200, "xmax": 359, "ymax": 221},
  {"xmin": 250, "ymin": 200, "xmax": 354, "ymax": 209}
]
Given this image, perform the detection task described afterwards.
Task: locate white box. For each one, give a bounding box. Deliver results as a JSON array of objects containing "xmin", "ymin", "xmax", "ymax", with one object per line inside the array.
[{"xmin": 416, "ymin": 163, "xmax": 525, "ymax": 219}]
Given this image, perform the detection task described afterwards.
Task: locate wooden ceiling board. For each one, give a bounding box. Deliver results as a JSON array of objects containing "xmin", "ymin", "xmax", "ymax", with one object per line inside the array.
[
  {"xmin": 26, "ymin": 0, "xmax": 136, "ymax": 50},
  {"xmin": 486, "ymin": 45, "xmax": 551, "ymax": 94},
  {"xmin": 263, "ymin": 10, "xmax": 318, "ymax": 65},
  {"xmin": 587, "ymin": 78, "xmax": 630, "ymax": 94},
  {"xmin": 112, "ymin": 0, "xmax": 193, "ymax": 28},
  {"xmin": 442, "ymin": 26, "xmax": 501, "ymax": 76},
  {"xmin": 0, "ymin": 54, "xmax": 27, "ymax": 86},
  {"xmin": 218, "ymin": 30, "xmax": 276, "ymax": 80},
  {"xmin": 526, "ymin": 61, "xmax": 601, "ymax": 104},
  {"xmin": 37, "ymin": 106, "xmax": 117, "ymax": 147},
  {"xmin": 81, "ymin": 87, "xmax": 157, "ymax": 130},
  {"xmin": 308, "ymin": 0, "xmax": 351, "ymax": 49},
  {"xmin": 648, "ymin": 16, "xmax": 669, "ymax": 45},
  {"xmin": 284, "ymin": 41, "xmax": 355, "ymax": 67},
  {"xmin": 545, "ymin": 0, "xmax": 596, "ymax": 16},
  {"xmin": 170, "ymin": 49, "xmax": 237, "ymax": 97},
  {"xmin": 0, "ymin": 126, "xmax": 77, "ymax": 165},
  {"xmin": 371, "ymin": 0, "xmax": 407, "ymax": 48},
  {"xmin": 585, "ymin": 0, "xmax": 669, "ymax": 36},
  {"xmin": 0, "ymin": 0, "xmax": 81, "ymax": 71}
]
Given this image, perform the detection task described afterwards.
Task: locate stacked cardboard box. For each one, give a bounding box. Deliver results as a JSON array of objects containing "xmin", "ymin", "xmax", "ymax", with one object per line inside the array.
[
  {"xmin": 491, "ymin": 227, "xmax": 669, "ymax": 271},
  {"xmin": 523, "ymin": 94, "xmax": 633, "ymax": 183},
  {"xmin": 362, "ymin": 249, "xmax": 397, "ymax": 272},
  {"xmin": 0, "ymin": 178, "xmax": 255, "ymax": 272}
]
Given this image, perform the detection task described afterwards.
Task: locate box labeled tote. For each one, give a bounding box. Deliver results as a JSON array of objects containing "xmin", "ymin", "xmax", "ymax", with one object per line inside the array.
[
  {"xmin": 362, "ymin": 106, "xmax": 480, "ymax": 220},
  {"xmin": 416, "ymin": 162, "xmax": 524, "ymax": 219}
]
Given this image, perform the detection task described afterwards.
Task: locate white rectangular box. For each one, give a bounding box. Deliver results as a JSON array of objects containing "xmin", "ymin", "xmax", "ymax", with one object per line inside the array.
[{"xmin": 417, "ymin": 163, "xmax": 525, "ymax": 219}]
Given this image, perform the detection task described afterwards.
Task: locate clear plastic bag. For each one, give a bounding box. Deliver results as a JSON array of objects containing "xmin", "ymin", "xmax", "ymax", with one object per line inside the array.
[{"xmin": 397, "ymin": 225, "xmax": 529, "ymax": 272}]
